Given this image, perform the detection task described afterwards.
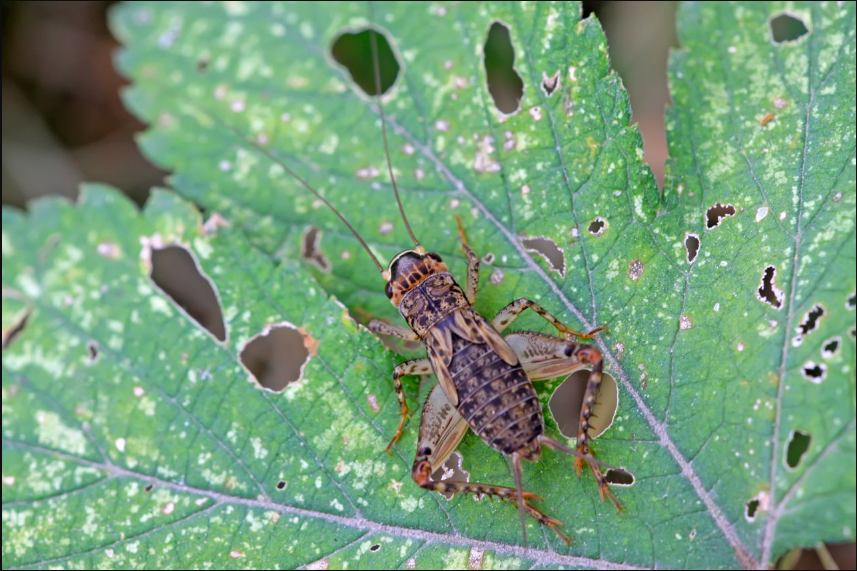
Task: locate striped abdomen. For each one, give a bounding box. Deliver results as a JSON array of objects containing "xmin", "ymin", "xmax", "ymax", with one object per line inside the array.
[{"xmin": 445, "ymin": 322, "xmax": 544, "ymax": 455}]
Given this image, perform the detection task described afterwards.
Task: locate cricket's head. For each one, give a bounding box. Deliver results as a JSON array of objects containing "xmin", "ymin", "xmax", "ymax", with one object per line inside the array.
[{"xmin": 383, "ymin": 247, "xmax": 449, "ymax": 306}]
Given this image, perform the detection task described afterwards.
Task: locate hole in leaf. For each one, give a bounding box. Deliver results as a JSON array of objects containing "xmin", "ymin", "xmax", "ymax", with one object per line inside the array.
[
  {"xmin": 795, "ymin": 303, "xmax": 825, "ymax": 336},
  {"xmin": 2, "ymin": 308, "xmax": 30, "ymax": 351},
  {"xmin": 588, "ymin": 217, "xmax": 607, "ymax": 236},
  {"xmin": 785, "ymin": 430, "xmax": 811, "ymax": 469},
  {"xmin": 522, "ymin": 237, "xmax": 565, "ymax": 277},
  {"xmin": 745, "ymin": 498, "xmax": 760, "ymax": 521},
  {"xmin": 801, "ymin": 361, "xmax": 827, "ymax": 384},
  {"xmin": 301, "ymin": 226, "xmax": 331, "ymax": 273},
  {"xmin": 369, "ymin": 544, "xmax": 381, "ymax": 552},
  {"xmin": 548, "ymin": 371, "xmax": 618, "ymax": 440},
  {"xmin": 770, "ymin": 13, "xmax": 809, "ymax": 44},
  {"xmin": 756, "ymin": 266, "xmax": 784, "ymax": 309},
  {"xmin": 605, "ymin": 467, "xmax": 635, "ymax": 486},
  {"xmin": 705, "ymin": 202, "xmax": 736, "ymax": 229},
  {"xmin": 331, "ymin": 28, "xmax": 400, "ymax": 96},
  {"xmin": 240, "ymin": 323, "xmax": 312, "ymax": 392},
  {"xmin": 821, "ymin": 337, "xmax": 841, "ymax": 359},
  {"xmin": 483, "ymin": 21, "xmax": 524, "ymax": 114},
  {"xmin": 149, "ymin": 245, "xmax": 227, "ymax": 342},
  {"xmin": 197, "ymin": 58, "xmax": 209, "ymax": 73},
  {"xmin": 851, "ymin": 327, "xmax": 856, "ymax": 340},
  {"xmin": 847, "ymin": 292, "xmax": 856, "ymax": 310},
  {"xmin": 433, "ymin": 451, "xmax": 471, "ymax": 501},
  {"xmin": 276, "ymin": 480, "xmax": 287, "ymax": 490},
  {"xmin": 541, "ymin": 70, "xmax": 560, "ymax": 96},
  {"xmin": 144, "ymin": 483, "xmax": 155, "ymax": 493},
  {"xmin": 86, "ymin": 341, "xmax": 99, "ymax": 365},
  {"xmin": 684, "ymin": 232, "xmax": 700, "ymax": 264}
]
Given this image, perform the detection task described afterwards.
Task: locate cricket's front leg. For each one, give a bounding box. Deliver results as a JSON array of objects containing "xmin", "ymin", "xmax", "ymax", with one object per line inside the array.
[
  {"xmin": 385, "ymin": 358, "xmax": 432, "ymax": 453},
  {"xmin": 505, "ymin": 331, "xmax": 623, "ymax": 512},
  {"xmin": 410, "ymin": 384, "xmax": 571, "ymax": 544}
]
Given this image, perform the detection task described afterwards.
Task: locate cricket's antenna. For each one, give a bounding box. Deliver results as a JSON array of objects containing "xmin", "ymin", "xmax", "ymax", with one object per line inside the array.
[
  {"xmin": 368, "ymin": 23, "xmax": 422, "ymax": 252},
  {"xmin": 511, "ymin": 452, "xmax": 529, "ymax": 548},
  {"xmin": 219, "ymin": 118, "xmax": 385, "ymax": 273}
]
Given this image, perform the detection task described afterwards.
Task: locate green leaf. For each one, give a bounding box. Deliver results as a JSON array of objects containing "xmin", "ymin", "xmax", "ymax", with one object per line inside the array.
[{"xmin": 3, "ymin": 1, "xmax": 854, "ymax": 569}]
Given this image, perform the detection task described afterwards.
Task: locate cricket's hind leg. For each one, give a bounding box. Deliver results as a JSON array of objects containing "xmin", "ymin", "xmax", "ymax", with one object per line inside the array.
[
  {"xmin": 411, "ymin": 385, "xmax": 571, "ymax": 544},
  {"xmin": 506, "ymin": 331, "xmax": 623, "ymax": 512}
]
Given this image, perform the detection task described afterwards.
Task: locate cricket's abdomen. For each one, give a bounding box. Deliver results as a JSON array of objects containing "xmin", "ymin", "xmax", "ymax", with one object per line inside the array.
[{"xmin": 446, "ymin": 324, "xmax": 544, "ymax": 456}]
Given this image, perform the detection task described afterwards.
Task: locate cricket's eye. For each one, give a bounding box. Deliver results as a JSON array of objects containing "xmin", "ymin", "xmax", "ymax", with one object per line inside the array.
[
  {"xmin": 426, "ymin": 252, "xmax": 442, "ymax": 262},
  {"xmin": 385, "ymin": 281, "xmax": 394, "ymax": 299}
]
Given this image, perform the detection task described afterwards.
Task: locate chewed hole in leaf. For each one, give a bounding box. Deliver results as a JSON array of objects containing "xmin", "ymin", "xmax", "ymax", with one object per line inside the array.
[
  {"xmin": 785, "ymin": 430, "xmax": 811, "ymax": 469},
  {"xmin": 369, "ymin": 544, "xmax": 381, "ymax": 552},
  {"xmin": 769, "ymin": 12, "xmax": 809, "ymax": 44},
  {"xmin": 801, "ymin": 361, "xmax": 826, "ymax": 384},
  {"xmin": 706, "ymin": 202, "xmax": 736, "ymax": 229},
  {"xmin": 276, "ymin": 480, "xmax": 287, "ymax": 491},
  {"xmin": 821, "ymin": 337, "xmax": 841, "ymax": 359},
  {"xmin": 684, "ymin": 232, "xmax": 700, "ymax": 264},
  {"xmin": 86, "ymin": 341, "xmax": 99, "ymax": 365},
  {"xmin": 2, "ymin": 307, "xmax": 30, "ymax": 351},
  {"xmin": 522, "ymin": 236, "xmax": 565, "ymax": 277},
  {"xmin": 541, "ymin": 70, "xmax": 560, "ymax": 96},
  {"xmin": 548, "ymin": 371, "xmax": 618, "ymax": 440},
  {"xmin": 605, "ymin": 467, "xmax": 635, "ymax": 486},
  {"xmin": 795, "ymin": 303, "xmax": 825, "ymax": 335},
  {"xmin": 240, "ymin": 323, "xmax": 311, "ymax": 393},
  {"xmin": 745, "ymin": 498, "xmax": 760, "ymax": 522},
  {"xmin": 483, "ymin": 21, "xmax": 524, "ymax": 114},
  {"xmin": 757, "ymin": 265, "xmax": 784, "ymax": 309},
  {"xmin": 433, "ymin": 451, "xmax": 471, "ymax": 501},
  {"xmin": 301, "ymin": 226, "xmax": 331, "ymax": 273},
  {"xmin": 847, "ymin": 292, "xmax": 856, "ymax": 310},
  {"xmin": 331, "ymin": 28, "xmax": 400, "ymax": 96},
  {"xmin": 149, "ymin": 245, "xmax": 227, "ymax": 342},
  {"xmin": 144, "ymin": 483, "xmax": 154, "ymax": 493},
  {"xmin": 588, "ymin": 217, "xmax": 607, "ymax": 236}
]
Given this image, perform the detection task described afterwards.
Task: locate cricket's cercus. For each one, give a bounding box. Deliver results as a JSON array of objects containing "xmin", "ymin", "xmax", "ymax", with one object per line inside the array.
[{"xmin": 269, "ymin": 23, "xmax": 624, "ymax": 546}]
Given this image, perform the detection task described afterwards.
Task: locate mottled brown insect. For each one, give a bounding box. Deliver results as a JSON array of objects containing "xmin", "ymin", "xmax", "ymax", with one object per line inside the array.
[{"xmin": 268, "ymin": 24, "xmax": 623, "ymax": 545}]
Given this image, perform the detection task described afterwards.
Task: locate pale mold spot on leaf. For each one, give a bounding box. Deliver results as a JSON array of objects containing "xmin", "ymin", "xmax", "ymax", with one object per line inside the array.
[
  {"xmin": 548, "ymin": 371, "xmax": 618, "ymax": 440},
  {"xmin": 727, "ymin": 46, "xmax": 737, "ymax": 54},
  {"xmin": 228, "ymin": 550, "xmax": 244, "ymax": 559},
  {"xmin": 588, "ymin": 217, "xmax": 607, "ymax": 236},
  {"xmin": 450, "ymin": 199, "xmax": 460, "ymax": 209},
  {"xmin": 402, "ymin": 143, "xmax": 415, "ymax": 156},
  {"xmin": 756, "ymin": 265, "xmax": 785, "ymax": 309},
  {"xmin": 161, "ymin": 502, "xmax": 175, "ymax": 515},
  {"xmin": 280, "ymin": 112, "xmax": 291, "ymax": 123},
  {"xmin": 115, "ymin": 437, "xmax": 126, "ymax": 453},
  {"xmin": 521, "ymin": 236, "xmax": 565, "ymax": 277},
  {"xmin": 218, "ymin": 160, "xmax": 231, "ymax": 172},
  {"xmin": 97, "ymin": 241, "xmax": 121, "ymax": 259},
  {"xmin": 521, "ymin": 184, "xmax": 531, "ymax": 196},
  {"xmin": 769, "ymin": 12, "xmax": 810, "ymax": 44},
  {"xmin": 774, "ymin": 96, "xmax": 788, "ymax": 109},
  {"xmin": 367, "ymin": 394, "xmax": 380, "ymax": 413},
  {"xmin": 529, "ymin": 106, "xmax": 543, "ymax": 121},
  {"xmin": 801, "ymin": 361, "xmax": 827, "ymax": 384},
  {"xmin": 737, "ymin": 342, "xmax": 746, "ymax": 352},
  {"xmin": 679, "ymin": 315, "xmax": 692, "ymax": 330},
  {"xmin": 468, "ymin": 547, "xmax": 484, "ymax": 570},
  {"xmin": 613, "ymin": 342, "xmax": 625, "ymax": 359},
  {"xmin": 240, "ymin": 322, "xmax": 311, "ymax": 393},
  {"xmin": 705, "ymin": 202, "xmax": 736, "ymax": 229},
  {"xmin": 755, "ymin": 206, "xmax": 770, "ymax": 222},
  {"xmin": 435, "ymin": 119, "xmax": 450, "ymax": 132},
  {"xmin": 443, "ymin": 59, "xmax": 454, "ymax": 70},
  {"xmin": 301, "ymin": 226, "xmax": 331, "ymax": 273},
  {"xmin": 490, "ymin": 268, "xmax": 504, "ymax": 285},
  {"xmin": 502, "ymin": 130, "xmax": 516, "ymax": 151},
  {"xmin": 785, "ymin": 430, "xmax": 811, "ymax": 469},
  {"xmin": 481, "ymin": 253, "xmax": 495, "ymax": 265},
  {"xmin": 379, "ymin": 221, "xmax": 394, "ymax": 235},
  {"xmin": 779, "ymin": 210, "xmax": 787, "ymax": 221},
  {"xmin": 144, "ymin": 240, "xmax": 227, "ymax": 343},
  {"xmin": 821, "ymin": 337, "xmax": 841, "ymax": 359},
  {"xmin": 541, "ymin": 70, "xmax": 560, "ymax": 96},
  {"xmin": 414, "ymin": 168, "xmax": 425, "ymax": 181},
  {"xmin": 3, "ymin": 476, "xmax": 16, "ymax": 486},
  {"xmin": 483, "ymin": 21, "xmax": 523, "ymax": 115},
  {"xmin": 628, "ymin": 258, "xmax": 644, "ymax": 281},
  {"xmin": 684, "ymin": 232, "xmax": 700, "ymax": 264},
  {"xmin": 473, "ymin": 134, "xmax": 501, "ymax": 173},
  {"xmin": 832, "ymin": 191, "xmax": 843, "ymax": 202},
  {"xmin": 605, "ymin": 467, "xmax": 635, "ymax": 486},
  {"xmin": 714, "ymin": 303, "xmax": 720, "ymax": 312},
  {"xmin": 230, "ymin": 99, "xmax": 245, "ymax": 113},
  {"xmin": 406, "ymin": 557, "xmax": 417, "ymax": 569},
  {"xmin": 105, "ymin": 548, "xmax": 114, "ymax": 558},
  {"xmin": 356, "ymin": 166, "xmax": 380, "ymax": 180}
]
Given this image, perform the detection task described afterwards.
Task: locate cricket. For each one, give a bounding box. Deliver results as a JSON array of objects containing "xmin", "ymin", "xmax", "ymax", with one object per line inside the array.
[{"xmin": 256, "ymin": 20, "xmax": 624, "ymax": 546}]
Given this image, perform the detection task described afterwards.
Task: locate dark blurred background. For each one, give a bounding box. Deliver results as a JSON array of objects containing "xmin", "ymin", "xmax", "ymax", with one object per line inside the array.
[{"xmin": 1, "ymin": 2, "xmax": 853, "ymax": 568}]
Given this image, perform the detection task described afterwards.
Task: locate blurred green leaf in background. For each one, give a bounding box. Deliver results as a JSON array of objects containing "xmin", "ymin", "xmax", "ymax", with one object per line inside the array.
[{"xmin": 2, "ymin": 1, "xmax": 854, "ymax": 569}]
